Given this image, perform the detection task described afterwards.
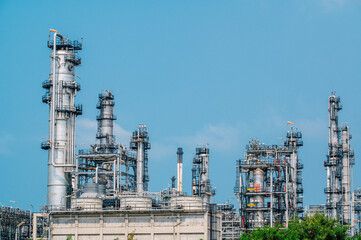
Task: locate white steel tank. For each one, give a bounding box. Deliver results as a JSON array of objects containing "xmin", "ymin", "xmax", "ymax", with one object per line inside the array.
[
  {"xmin": 71, "ymin": 198, "xmax": 103, "ymax": 211},
  {"xmin": 119, "ymin": 196, "xmax": 152, "ymax": 210},
  {"xmin": 169, "ymin": 196, "xmax": 203, "ymax": 210}
]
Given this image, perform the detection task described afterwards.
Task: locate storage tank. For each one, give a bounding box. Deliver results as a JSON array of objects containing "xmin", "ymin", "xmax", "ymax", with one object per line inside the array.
[
  {"xmin": 120, "ymin": 196, "xmax": 152, "ymax": 210},
  {"xmin": 169, "ymin": 196, "xmax": 203, "ymax": 210},
  {"xmin": 71, "ymin": 198, "xmax": 103, "ymax": 211},
  {"xmin": 71, "ymin": 182, "xmax": 103, "ymax": 211}
]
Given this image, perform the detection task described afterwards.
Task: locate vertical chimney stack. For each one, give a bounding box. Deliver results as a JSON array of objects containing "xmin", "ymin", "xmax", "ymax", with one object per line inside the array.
[{"xmin": 177, "ymin": 148, "xmax": 184, "ymax": 193}]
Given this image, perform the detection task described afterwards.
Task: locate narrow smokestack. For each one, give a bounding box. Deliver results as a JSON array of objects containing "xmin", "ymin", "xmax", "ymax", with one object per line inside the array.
[{"xmin": 177, "ymin": 148, "xmax": 183, "ymax": 193}]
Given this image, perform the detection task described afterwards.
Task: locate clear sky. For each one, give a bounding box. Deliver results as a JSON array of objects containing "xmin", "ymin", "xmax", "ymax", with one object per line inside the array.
[{"xmin": 0, "ymin": 0, "xmax": 360, "ymax": 211}]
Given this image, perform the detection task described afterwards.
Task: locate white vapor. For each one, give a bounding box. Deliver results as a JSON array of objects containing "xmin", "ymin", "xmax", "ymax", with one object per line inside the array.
[
  {"xmin": 76, "ymin": 118, "xmax": 131, "ymax": 148},
  {"xmin": 169, "ymin": 123, "xmax": 242, "ymax": 152}
]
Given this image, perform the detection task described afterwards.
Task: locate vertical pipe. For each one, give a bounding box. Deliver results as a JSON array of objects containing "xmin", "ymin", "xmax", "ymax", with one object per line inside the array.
[
  {"xmin": 341, "ymin": 126, "xmax": 351, "ymax": 223},
  {"xmin": 95, "ymin": 167, "xmax": 98, "ymax": 184},
  {"xmin": 117, "ymin": 154, "xmax": 120, "ymax": 193},
  {"xmin": 285, "ymin": 165, "xmax": 289, "ymax": 228},
  {"xmin": 50, "ymin": 32, "xmax": 57, "ymax": 169},
  {"xmin": 351, "ymin": 159, "xmax": 355, "ymax": 235},
  {"xmin": 270, "ymin": 167, "xmax": 273, "ymax": 227},
  {"xmin": 177, "ymin": 148, "xmax": 183, "ymax": 193},
  {"xmin": 137, "ymin": 140, "xmax": 144, "ymax": 193},
  {"xmin": 75, "ymin": 157, "xmax": 79, "ymax": 195},
  {"xmin": 113, "ymin": 160, "xmax": 116, "ymax": 194}
]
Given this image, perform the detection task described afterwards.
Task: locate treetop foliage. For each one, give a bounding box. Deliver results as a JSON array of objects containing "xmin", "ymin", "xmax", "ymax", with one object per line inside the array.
[{"xmin": 239, "ymin": 213, "xmax": 360, "ymax": 240}]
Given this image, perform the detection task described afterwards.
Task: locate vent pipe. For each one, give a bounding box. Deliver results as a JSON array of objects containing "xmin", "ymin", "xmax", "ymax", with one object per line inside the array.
[{"xmin": 177, "ymin": 148, "xmax": 183, "ymax": 193}]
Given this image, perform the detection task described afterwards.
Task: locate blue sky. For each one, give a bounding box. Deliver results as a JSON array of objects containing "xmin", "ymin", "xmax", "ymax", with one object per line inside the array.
[{"xmin": 0, "ymin": 0, "xmax": 361, "ymax": 211}]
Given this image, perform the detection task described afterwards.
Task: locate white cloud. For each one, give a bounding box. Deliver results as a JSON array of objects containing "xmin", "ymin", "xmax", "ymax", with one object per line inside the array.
[
  {"xmin": 320, "ymin": 0, "xmax": 350, "ymax": 11},
  {"xmin": 114, "ymin": 124, "xmax": 132, "ymax": 145},
  {"xmin": 76, "ymin": 118, "xmax": 97, "ymax": 148},
  {"xmin": 169, "ymin": 123, "xmax": 242, "ymax": 152},
  {"xmin": 295, "ymin": 118, "xmax": 328, "ymax": 140},
  {"xmin": 0, "ymin": 134, "xmax": 14, "ymax": 155},
  {"xmin": 148, "ymin": 142, "xmax": 176, "ymax": 162},
  {"xmin": 76, "ymin": 118, "xmax": 132, "ymax": 148}
]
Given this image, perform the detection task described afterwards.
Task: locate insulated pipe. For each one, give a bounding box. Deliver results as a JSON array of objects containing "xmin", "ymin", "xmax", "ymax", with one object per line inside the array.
[
  {"xmin": 270, "ymin": 167, "xmax": 273, "ymax": 227},
  {"xmin": 50, "ymin": 32, "xmax": 64, "ymax": 167},
  {"xmin": 177, "ymin": 148, "xmax": 183, "ymax": 193},
  {"xmin": 290, "ymin": 152, "xmax": 298, "ymax": 210},
  {"xmin": 341, "ymin": 126, "xmax": 351, "ymax": 223},
  {"xmin": 137, "ymin": 140, "xmax": 144, "ymax": 193}
]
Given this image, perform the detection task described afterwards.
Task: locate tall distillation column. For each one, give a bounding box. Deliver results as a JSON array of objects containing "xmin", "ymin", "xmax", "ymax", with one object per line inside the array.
[
  {"xmin": 285, "ymin": 130, "xmax": 304, "ymax": 216},
  {"xmin": 341, "ymin": 125, "xmax": 354, "ymax": 224},
  {"xmin": 192, "ymin": 147, "xmax": 214, "ymax": 204},
  {"xmin": 96, "ymin": 91, "xmax": 117, "ymax": 154},
  {"xmin": 325, "ymin": 93, "xmax": 342, "ymax": 218},
  {"xmin": 73, "ymin": 91, "xmax": 123, "ymax": 199},
  {"xmin": 177, "ymin": 148, "xmax": 184, "ymax": 193},
  {"xmin": 42, "ymin": 31, "xmax": 82, "ymax": 210},
  {"xmin": 253, "ymin": 168, "xmax": 264, "ymax": 228},
  {"xmin": 130, "ymin": 125, "xmax": 151, "ymax": 193}
]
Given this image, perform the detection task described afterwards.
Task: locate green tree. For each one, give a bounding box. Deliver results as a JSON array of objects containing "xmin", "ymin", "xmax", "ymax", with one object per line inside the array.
[
  {"xmin": 240, "ymin": 213, "xmax": 351, "ymax": 240},
  {"xmin": 66, "ymin": 234, "xmax": 73, "ymax": 240}
]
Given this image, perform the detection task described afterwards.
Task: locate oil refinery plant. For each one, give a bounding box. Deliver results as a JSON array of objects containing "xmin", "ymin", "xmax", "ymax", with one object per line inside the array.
[
  {"xmin": 1, "ymin": 31, "xmax": 361, "ymax": 240},
  {"xmin": 35, "ymin": 31, "xmax": 235, "ymax": 240}
]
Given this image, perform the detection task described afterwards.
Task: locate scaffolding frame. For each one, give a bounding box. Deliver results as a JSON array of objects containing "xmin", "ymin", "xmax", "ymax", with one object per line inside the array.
[
  {"xmin": 0, "ymin": 207, "xmax": 31, "ymax": 240},
  {"xmin": 235, "ymin": 131, "xmax": 303, "ymax": 232}
]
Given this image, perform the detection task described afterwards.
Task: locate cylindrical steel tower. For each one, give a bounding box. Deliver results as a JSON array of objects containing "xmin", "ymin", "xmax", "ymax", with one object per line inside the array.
[
  {"xmin": 341, "ymin": 126, "xmax": 351, "ymax": 223},
  {"xmin": 192, "ymin": 147, "xmax": 214, "ymax": 204},
  {"xmin": 130, "ymin": 124, "xmax": 151, "ymax": 194},
  {"xmin": 96, "ymin": 90, "xmax": 117, "ymax": 153},
  {"xmin": 42, "ymin": 31, "xmax": 82, "ymax": 210},
  {"xmin": 325, "ymin": 93, "xmax": 342, "ymax": 218},
  {"xmin": 177, "ymin": 147, "xmax": 184, "ymax": 193},
  {"xmin": 253, "ymin": 168, "xmax": 264, "ymax": 228}
]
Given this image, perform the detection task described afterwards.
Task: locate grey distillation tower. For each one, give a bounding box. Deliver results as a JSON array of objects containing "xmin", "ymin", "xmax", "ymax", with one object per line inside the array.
[
  {"xmin": 42, "ymin": 31, "xmax": 82, "ymax": 210},
  {"xmin": 192, "ymin": 147, "xmax": 215, "ymax": 204},
  {"xmin": 324, "ymin": 93, "xmax": 355, "ymax": 225},
  {"xmin": 73, "ymin": 90, "xmax": 122, "ymax": 202},
  {"xmin": 95, "ymin": 90, "xmax": 117, "ymax": 154},
  {"xmin": 130, "ymin": 124, "xmax": 151, "ymax": 194}
]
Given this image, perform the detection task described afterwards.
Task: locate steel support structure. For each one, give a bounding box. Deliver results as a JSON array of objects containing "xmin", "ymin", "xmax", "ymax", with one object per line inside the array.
[
  {"xmin": 235, "ymin": 130, "xmax": 303, "ymax": 232},
  {"xmin": 324, "ymin": 93, "xmax": 355, "ymax": 234},
  {"xmin": 130, "ymin": 124, "xmax": 151, "ymax": 193},
  {"xmin": 73, "ymin": 91, "xmax": 139, "ymax": 199},
  {"xmin": 0, "ymin": 207, "xmax": 31, "ymax": 240}
]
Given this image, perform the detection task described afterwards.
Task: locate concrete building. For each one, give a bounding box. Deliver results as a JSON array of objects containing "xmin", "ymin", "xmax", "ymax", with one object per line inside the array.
[{"xmin": 49, "ymin": 207, "xmax": 221, "ymax": 240}]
